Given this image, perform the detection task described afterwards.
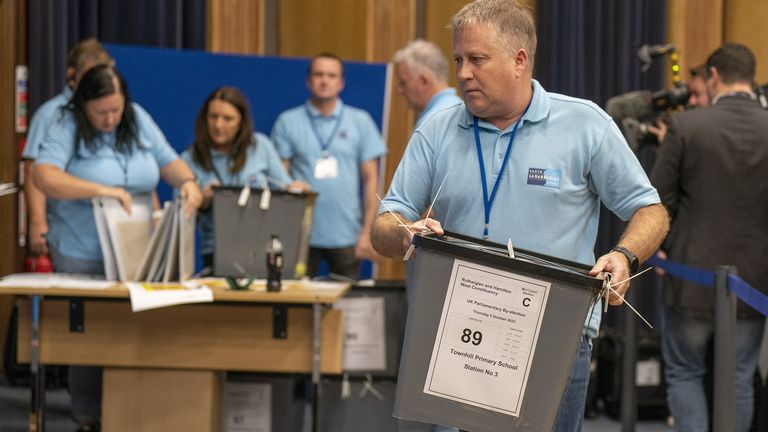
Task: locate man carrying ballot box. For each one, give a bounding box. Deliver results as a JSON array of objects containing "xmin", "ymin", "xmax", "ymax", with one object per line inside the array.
[{"xmin": 371, "ymin": 0, "xmax": 669, "ymax": 430}]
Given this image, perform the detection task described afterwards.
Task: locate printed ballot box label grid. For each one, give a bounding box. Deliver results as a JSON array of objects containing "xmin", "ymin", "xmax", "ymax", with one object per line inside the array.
[{"xmin": 423, "ymin": 260, "xmax": 550, "ymax": 416}]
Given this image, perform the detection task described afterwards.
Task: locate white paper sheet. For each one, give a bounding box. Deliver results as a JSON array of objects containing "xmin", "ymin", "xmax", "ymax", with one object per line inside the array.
[
  {"xmin": 334, "ymin": 297, "xmax": 386, "ymax": 371},
  {"xmin": 94, "ymin": 195, "xmax": 153, "ymax": 281},
  {"xmin": 126, "ymin": 281, "xmax": 213, "ymax": 312},
  {"xmin": 222, "ymin": 382, "xmax": 271, "ymax": 432},
  {"xmin": 106, "ymin": 196, "xmax": 152, "ymax": 281},
  {"xmin": 302, "ymin": 281, "xmax": 348, "ymax": 290},
  {"xmin": 0, "ymin": 273, "xmax": 114, "ymax": 289}
]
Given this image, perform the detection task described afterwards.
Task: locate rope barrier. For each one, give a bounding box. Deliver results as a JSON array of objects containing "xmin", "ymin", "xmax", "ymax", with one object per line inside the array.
[{"xmin": 646, "ymin": 254, "xmax": 768, "ymax": 316}]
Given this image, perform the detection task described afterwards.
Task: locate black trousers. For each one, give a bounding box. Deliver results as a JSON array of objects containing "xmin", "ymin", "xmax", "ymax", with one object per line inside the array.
[{"xmin": 308, "ymin": 246, "xmax": 359, "ymax": 279}]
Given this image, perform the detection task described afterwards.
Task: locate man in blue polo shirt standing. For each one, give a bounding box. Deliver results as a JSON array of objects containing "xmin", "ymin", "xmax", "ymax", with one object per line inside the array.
[
  {"xmin": 272, "ymin": 52, "xmax": 387, "ymax": 279},
  {"xmin": 371, "ymin": 0, "xmax": 669, "ymax": 431},
  {"xmin": 393, "ymin": 39, "xmax": 463, "ymax": 129}
]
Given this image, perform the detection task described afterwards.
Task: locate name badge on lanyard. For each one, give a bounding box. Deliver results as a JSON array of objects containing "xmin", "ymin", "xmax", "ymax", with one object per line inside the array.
[
  {"xmin": 314, "ymin": 154, "xmax": 338, "ymax": 179},
  {"xmin": 306, "ymin": 105, "xmax": 344, "ymax": 180}
]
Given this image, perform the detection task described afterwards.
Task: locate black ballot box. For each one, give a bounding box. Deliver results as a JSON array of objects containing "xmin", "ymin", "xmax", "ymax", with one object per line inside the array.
[
  {"xmin": 212, "ymin": 186, "xmax": 316, "ymax": 278},
  {"xmin": 595, "ymin": 326, "xmax": 668, "ymax": 420},
  {"xmin": 223, "ymin": 372, "xmax": 308, "ymax": 432},
  {"xmin": 393, "ymin": 231, "xmax": 603, "ymax": 432},
  {"xmin": 320, "ymin": 280, "xmax": 409, "ymax": 432},
  {"xmin": 320, "ymin": 377, "xmax": 441, "ymax": 432}
]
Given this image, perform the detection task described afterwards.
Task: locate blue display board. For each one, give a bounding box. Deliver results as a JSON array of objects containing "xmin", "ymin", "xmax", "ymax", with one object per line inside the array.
[
  {"xmin": 106, "ymin": 43, "xmax": 388, "ymax": 167},
  {"xmin": 105, "ymin": 44, "xmax": 390, "ymax": 276}
]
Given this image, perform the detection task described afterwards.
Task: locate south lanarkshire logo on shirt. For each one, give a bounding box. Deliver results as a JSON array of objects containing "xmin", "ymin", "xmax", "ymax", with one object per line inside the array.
[{"xmin": 526, "ymin": 168, "xmax": 561, "ymax": 189}]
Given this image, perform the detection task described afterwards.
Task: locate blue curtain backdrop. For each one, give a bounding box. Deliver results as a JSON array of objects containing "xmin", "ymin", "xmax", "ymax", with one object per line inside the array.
[
  {"xmin": 536, "ymin": 0, "xmax": 668, "ymax": 330},
  {"xmin": 536, "ymin": 0, "xmax": 668, "ymax": 106},
  {"xmin": 27, "ymin": 0, "xmax": 205, "ymax": 114}
]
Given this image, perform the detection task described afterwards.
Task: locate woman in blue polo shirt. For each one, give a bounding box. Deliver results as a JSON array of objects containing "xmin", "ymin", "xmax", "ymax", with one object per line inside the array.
[
  {"xmin": 34, "ymin": 64, "xmax": 202, "ymax": 432},
  {"xmin": 181, "ymin": 86, "xmax": 309, "ymax": 269}
]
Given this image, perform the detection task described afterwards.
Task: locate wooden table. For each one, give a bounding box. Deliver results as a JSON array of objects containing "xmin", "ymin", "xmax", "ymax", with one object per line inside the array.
[{"xmin": 0, "ymin": 278, "xmax": 350, "ymax": 432}]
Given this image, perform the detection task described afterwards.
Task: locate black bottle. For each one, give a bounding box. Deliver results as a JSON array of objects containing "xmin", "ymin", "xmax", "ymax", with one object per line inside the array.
[{"xmin": 266, "ymin": 234, "xmax": 283, "ymax": 292}]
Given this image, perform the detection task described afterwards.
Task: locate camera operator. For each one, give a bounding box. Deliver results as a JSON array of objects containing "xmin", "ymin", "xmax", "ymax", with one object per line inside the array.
[
  {"xmin": 647, "ymin": 65, "xmax": 710, "ymax": 142},
  {"xmin": 650, "ymin": 43, "xmax": 768, "ymax": 432},
  {"xmin": 605, "ymin": 64, "xmax": 706, "ymax": 152}
]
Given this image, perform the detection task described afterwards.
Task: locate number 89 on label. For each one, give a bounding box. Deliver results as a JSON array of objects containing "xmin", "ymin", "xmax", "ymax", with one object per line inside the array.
[
  {"xmin": 445, "ymin": 316, "xmax": 499, "ymax": 356},
  {"xmin": 461, "ymin": 328, "xmax": 483, "ymax": 346}
]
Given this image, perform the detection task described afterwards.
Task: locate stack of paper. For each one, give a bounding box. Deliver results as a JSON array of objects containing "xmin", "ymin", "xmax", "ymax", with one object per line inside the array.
[
  {"xmin": 126, "ymin": 281, "xmax": 213, "ymax": 312},
  {"xmin": 0, "ymin": 273, "xmax": 114, "ymax": 289},
  {"xmin": 93, "ymin": 196, "xmax": 195, "ymax": 282}
]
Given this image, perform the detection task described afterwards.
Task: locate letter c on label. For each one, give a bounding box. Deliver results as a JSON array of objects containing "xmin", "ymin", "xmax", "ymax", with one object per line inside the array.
[{"xmin": 522, "ymin": 297, "xmax": 531, "ymax": 307}]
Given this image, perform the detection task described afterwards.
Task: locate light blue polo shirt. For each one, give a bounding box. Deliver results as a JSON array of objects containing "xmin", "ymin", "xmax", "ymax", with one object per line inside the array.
[
  {"xmin": 272, "ymin": 100, "xmax": 386, "ymax": 248},
  {"xmin": 181, "ymin": 132, "xmax": 293, "ymax": 255},
  {"xmin": 35, "ymin": 103, "xmax": 179, "ymax": 261},
  {"xmin": 415, "ymin": 87, "xmax": 462, "ymax": 129},
  {"xmin": 22, "ymin": 86, "xmax": 72, "ymax": 160},
  {"xmin": 381, "ymin": 79, "xmax": 660, "ymax": 337}
]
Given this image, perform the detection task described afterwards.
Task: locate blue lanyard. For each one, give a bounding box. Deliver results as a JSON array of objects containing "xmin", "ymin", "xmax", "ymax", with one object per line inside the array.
[
  {"xmin": 473, "ymin": 102, "xmax": 531, "ymax": 240},
  {"xmin": 305, "ymin": 105, "xmax": 345, "ymax": 157},
  {"xmin": 210, "ymin": 163, "xmax": 241, "ymax": 187}
]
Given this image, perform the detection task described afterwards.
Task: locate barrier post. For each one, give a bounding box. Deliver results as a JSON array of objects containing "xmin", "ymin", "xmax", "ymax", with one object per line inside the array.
[
  {"xmin": 713, "ymin": 265, "xmax": 737, "ymax": 432},
  {"xmin": 621, "ymin": 288, "xmax": 638, "ymax": 432}
]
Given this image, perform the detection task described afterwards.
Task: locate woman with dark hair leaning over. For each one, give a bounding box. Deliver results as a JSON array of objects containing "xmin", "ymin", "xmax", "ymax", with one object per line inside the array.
[{"xmin": 33, "ymin": 64, "xmax": 203, "ymax": 432}]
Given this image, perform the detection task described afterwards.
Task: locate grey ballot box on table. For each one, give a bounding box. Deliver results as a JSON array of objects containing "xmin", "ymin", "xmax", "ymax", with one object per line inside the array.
[
  {"xmin": 394, "ymin": 232, "xmax": 603, "ymax": 432},
  {"xmin": 213, "ymin": 186, "xmax": 316, "ymax": 278}
]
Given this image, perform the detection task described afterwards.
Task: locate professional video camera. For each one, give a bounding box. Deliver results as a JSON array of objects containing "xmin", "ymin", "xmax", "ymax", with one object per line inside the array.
[
  {"xmin": 605, "ymin": 43, "xmax": 690, "ymax": 151},
  {"xmin": 639, "ymin": 43, "xmax": 693, "ymax": 112},
  {"xmin": 608, "ymin": 44, "xmax": 768, "ymax": 151},
  {"xmin": 650, "ymin": 82, "xmax": 691, "ymax": 112}
]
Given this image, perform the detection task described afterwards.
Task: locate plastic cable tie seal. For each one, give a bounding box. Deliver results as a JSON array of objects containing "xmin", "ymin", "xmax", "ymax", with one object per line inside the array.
[
  {"xmin": 507, "ymin": 239, "xmax": 516, "ymax": 259},
  {"xmin": 602, "ymin": 272, "xmax": 612, "ymax": 313},
  {"xmin": 341, "ymin": 373, "xmax": 351, "ymax": 400},
  {"xmin": 605, "ymin": 267, "xmax": 654, "ymax": 328},
  {"xmin": 237, "ymin": 185, "xmax": 251, "ymax": 207},
  {"xmin": 259, "ymin": 187, "xmax": 271, "ymax": 210},
  {"xmin": 403, "ymin": 243, "xmax": 416, "ymax": 261},
  {"xmin": 358, "ymin": 373, "xmax": 384, "ymax": 401}
]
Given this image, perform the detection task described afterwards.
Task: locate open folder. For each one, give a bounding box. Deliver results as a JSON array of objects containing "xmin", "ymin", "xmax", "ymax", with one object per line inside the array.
[{"xmin": 93, "ymin": 196, "xmax": 195, "ymax": 282}]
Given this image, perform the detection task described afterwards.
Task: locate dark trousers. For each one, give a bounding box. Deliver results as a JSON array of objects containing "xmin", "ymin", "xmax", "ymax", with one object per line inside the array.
[
  {"xmin": 308, "ymin": 246, "xmax": 359, "ymax": 279},
  {"xmin": 50, "ymin": 247, "xmax": 104, "ymax": 424}
]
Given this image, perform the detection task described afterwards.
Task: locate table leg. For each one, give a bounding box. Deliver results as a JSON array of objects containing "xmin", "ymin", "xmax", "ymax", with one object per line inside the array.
[
  {"xmin": 29, "ymin": 294, "xmax": 45, "ymax": 432},
  {"xmin": 312, "ymin": 303, "xmax": 323, "ymax": 432}
]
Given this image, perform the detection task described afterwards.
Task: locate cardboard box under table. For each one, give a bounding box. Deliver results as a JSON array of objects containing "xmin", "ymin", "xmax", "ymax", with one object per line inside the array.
[{"xmin": 394, "ymin": 232, "xmax": 603, "ymax": 432}]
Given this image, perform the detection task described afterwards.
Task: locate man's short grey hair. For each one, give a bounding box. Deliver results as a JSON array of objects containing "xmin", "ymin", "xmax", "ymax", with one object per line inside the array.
[
  {"xmin": 451, "ymin": 0, "xmax": 537, "ymax": 68},
  {"xmin": 392, "ymin": 39, "xmax": 450, "ymax": 84}
]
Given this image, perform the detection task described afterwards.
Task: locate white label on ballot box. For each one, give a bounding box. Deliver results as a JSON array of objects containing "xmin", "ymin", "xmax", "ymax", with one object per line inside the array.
[
  {"xmin": 424, "ymin": 259, "xmax": 550, "ymax": 417},
  {"xmin": 335, "ymin": 297, "xmax": 386, "ymax": 371},
  {"xmin": 223, "ymin": 382, "xmax": 271, "ymax": 432}
]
